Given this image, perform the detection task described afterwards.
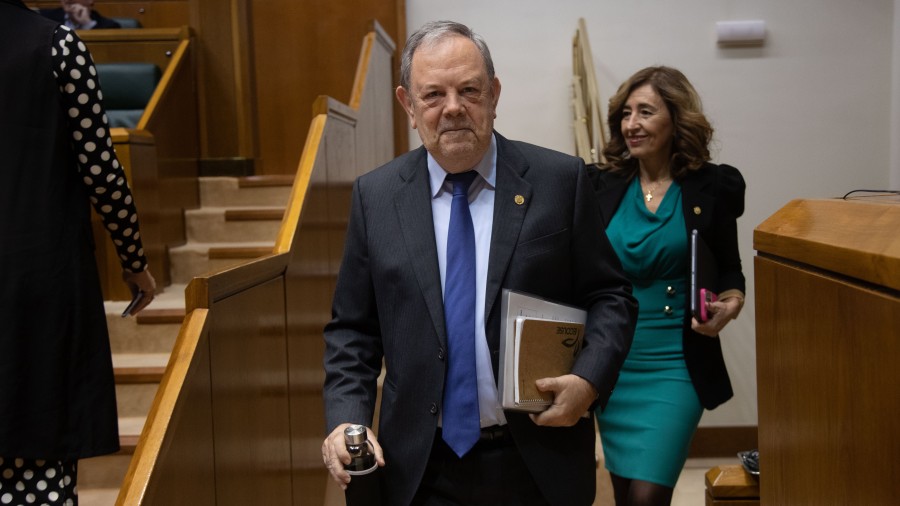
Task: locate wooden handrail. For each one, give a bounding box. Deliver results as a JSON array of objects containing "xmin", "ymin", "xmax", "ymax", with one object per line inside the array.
[
  {"xmin": 117, "ymin": 21, "xmax": 395, "ymax": 505},
  {"xmin": 275, "ymin": 115, "xmax": 324, "ymax": 255},
  {"xmin": 137, "ymin": 37, "xmax": 190, "ymax": 130},
  {"xmin": 117, "ymin": 308, "xmax": 209, "ymax": 505},
  {"xmin": 78, "ymin": 27, "xmax": 190, "ymax": 43}
]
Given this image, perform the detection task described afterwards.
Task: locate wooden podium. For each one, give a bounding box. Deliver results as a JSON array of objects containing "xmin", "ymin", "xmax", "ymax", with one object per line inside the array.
[{"xmin": 753, "ymin": 197, "xmax": 900, "ymax": 505}]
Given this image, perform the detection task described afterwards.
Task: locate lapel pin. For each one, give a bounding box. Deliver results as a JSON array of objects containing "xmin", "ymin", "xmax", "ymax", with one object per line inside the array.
[
  {"xmin": 514, "ymin": 195, "xmax": 525, "ymax": 205},
  {"xmin": 693, "ymin": 206, "xmax": 702, "ymax": 215}
]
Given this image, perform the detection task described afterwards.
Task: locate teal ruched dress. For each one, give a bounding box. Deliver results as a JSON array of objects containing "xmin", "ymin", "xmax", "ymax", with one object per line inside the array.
[{"xmin": 595, "ymin": 177, "xmax": 703, "ymax": 487}]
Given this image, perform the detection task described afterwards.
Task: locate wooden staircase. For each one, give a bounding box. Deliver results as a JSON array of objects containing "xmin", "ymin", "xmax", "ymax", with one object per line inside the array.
[{"xmin": 81, "ymin": 176, "xmax": 295, "ymax": 505}]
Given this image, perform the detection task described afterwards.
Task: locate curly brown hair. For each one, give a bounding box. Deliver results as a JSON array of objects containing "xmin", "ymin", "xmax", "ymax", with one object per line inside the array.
[{"xmin": 601, "ymin": 66, "xmax": 713, "ymax": 179}]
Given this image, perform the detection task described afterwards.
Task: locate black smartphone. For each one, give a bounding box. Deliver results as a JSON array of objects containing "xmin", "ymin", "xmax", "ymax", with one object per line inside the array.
[{"xmin": 121, "ymin": 289, "xmax": 144, "ymax": 318}]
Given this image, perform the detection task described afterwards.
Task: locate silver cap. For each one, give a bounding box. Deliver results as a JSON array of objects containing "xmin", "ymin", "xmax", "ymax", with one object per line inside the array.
[{"xmin": 344, "ymin": 424, "xmax": 367, "ymax": 445}]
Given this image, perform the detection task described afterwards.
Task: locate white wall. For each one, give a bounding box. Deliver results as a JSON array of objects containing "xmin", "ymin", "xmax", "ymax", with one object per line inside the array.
[
  {"xmin": 893, "ymin": 0, "xmax": 900, "ymax": 187},
  {"xmin": 406, "ymin": 0, "xmax": 898, "ymax": 427}
]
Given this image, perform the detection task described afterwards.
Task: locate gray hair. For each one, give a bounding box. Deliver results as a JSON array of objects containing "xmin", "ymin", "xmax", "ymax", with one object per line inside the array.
[{"xmin": 399, "ymin": 20, "xmax": 495, "ymax": 91}]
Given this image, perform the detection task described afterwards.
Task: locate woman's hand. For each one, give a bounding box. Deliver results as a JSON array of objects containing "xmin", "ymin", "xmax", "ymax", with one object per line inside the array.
[
  {"xmin": 121, "ymin": 269, "xmax": 157, "ymax": 315},
  {"xmin": 691, "ymin": 296, "xmax": 743, "ymax": 337}
]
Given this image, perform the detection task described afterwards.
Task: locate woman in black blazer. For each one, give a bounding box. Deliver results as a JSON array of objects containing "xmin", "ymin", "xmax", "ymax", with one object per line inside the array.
[{"xmin": 588, "ymin": 66, "xmax": 746, "ymax": 506}]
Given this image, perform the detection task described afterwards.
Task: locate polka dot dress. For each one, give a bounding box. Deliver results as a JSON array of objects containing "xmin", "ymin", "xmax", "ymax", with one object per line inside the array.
[
  {"xmin": 52, "ymin": 25, "xmax": 147, "ymax": 274},
  {"xmin": 0, "ymin": 458, "xmax": 77, "ymax": 506}
]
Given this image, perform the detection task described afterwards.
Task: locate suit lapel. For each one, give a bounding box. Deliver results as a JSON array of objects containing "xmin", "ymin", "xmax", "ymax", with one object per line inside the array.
[
  {"xmin": 484, "ymin": 135, "xmax": 531, "ymax": 350},
  {"xmin": 394, "ymin": 148, "xmax": 447, "ymax": 346}
]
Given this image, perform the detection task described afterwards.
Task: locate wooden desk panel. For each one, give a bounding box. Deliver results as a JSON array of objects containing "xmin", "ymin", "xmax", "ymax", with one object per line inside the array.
[{"xmin": 755, "ymin": 255, "xmax": 900, "ymax": 505}]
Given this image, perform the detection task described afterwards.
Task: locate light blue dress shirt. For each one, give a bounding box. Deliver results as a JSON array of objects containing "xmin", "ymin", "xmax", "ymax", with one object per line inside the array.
[{"xmin": 428, "ymin": 134, "xmax": 507, "ymax": 428}]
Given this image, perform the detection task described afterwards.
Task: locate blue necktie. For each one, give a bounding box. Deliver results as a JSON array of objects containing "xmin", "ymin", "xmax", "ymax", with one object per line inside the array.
[{"xmin": 442, "ymin": 171, "xmax": 480, "ymax": 457}]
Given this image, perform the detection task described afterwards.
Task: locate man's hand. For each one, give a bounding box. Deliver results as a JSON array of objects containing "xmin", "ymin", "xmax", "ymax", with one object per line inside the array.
[
  {"xmin": 321, "ymin": 423, "xmax": 385, "ymax": 490},
  {"xmin": 64, "ymin": 3, "xmax": 92, "ymax": 26},
  {"xmin": 529, "ymin": 374, "xmax": 597, "ymax": 427}
]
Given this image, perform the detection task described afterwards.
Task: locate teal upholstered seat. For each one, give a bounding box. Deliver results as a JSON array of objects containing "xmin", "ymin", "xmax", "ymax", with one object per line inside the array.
[
  {"xmin": 110, "ymin": 17, "xmax": 142, "ymax": 29},
  {"xmin": 95, "ymin": 62, "xmax": 161, "ymax": 128}
]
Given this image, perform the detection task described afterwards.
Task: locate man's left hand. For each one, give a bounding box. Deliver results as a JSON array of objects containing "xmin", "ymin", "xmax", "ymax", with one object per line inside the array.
[
  {"xmin": 65, "ymin": 3, "xmax": 92, "ymax": 26},
  {"xmin": 529, "ymin": 374, "xmax": 597, "ymax": 427}
]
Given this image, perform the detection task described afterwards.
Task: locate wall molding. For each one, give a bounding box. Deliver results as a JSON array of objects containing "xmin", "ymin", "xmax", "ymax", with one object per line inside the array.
[{"xmin": 690, "ymin": 426, "xmax": 758, "ymax": 458}]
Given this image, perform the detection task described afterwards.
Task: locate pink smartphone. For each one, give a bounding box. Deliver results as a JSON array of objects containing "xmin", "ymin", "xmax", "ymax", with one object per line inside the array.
[{"xmin": 698, "ymin": 288, "xmax": 718, "ymax": 323}]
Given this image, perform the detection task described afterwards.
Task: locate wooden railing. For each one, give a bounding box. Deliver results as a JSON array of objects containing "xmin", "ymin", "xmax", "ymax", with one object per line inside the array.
[
  {"xmin": 84, "ymin": 27, "xmax": 198, "ymax": 300},
  {"xmin": 116, "ymin": 21, "xmax": 395, "ymax": 505}
]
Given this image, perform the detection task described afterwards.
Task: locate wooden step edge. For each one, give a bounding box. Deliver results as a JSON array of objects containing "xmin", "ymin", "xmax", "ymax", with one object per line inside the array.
[
  {"xmin": 225, "ymin": 208, "xmax": 286, "ymax": 221},
  {"xmin": 135, "ymin": 308, "xmax": 186, "ymax": 324},
  {"xmin": 208, "ymin": 246, "xmax": 272, "ymax": 259},
  {"xmin": 114, "ymin": 365, "xmax": 166, "ymax": 384},
  {"xmin": 223, "ymin": 209, "xmax": 347, "ymax": 230},
  {"xmin": 238, "ymin": 175, "xmax": 295, "ymax": 188},
  {"xmin": 118, "ymin": 434, "xmax": 140, "ymax": 454}
]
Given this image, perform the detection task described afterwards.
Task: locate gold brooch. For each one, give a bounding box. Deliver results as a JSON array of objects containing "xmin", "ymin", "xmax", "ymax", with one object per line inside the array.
[
  {"xmin": 515, "ymin": 195, "xmax": 525, "ymax": 205},
  {"xmin": 693, "ymin": 206, "xmax": 701, "ymax": 215}
]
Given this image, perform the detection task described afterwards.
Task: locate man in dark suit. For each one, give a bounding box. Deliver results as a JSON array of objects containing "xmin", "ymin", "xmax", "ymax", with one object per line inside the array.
[
  {"xmin": 321, "ymin": 20, "xmax": 637, "ymax": 505},
  {"xmin": 39, "ymin": 0, "xmax": 121, "ymax": 30}
]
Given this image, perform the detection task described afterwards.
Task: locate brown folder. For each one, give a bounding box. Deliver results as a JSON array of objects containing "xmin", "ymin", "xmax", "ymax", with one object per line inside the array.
[
  {"xmin": 513, "ymin": 317, "xmax": 585, "ymax": 410},
  {"xmin": 498, "ymin": 290, "xmax": 587, "ymax": 412}
]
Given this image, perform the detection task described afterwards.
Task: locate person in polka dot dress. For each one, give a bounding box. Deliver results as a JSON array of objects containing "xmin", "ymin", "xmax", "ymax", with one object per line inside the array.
[{"xmin": 0, "ymin": 1, "xmax": 156, "ymax": 504}]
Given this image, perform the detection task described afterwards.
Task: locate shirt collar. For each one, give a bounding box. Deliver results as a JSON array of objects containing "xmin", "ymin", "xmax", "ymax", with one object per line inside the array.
[{"xmin": 427, "ymin": 133, "xmax": 497, "ymax": 198}]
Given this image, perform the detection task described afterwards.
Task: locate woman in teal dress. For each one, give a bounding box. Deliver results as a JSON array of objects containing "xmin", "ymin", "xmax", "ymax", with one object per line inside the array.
[{"xmin": 588, "ymin": 66, "xmax": 747, "ymax": 505}]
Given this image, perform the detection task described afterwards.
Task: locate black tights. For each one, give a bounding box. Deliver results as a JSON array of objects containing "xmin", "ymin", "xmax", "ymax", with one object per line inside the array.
[{"xmin": 609, "ymin": 473, "xmax": 674, "ymax": 506}]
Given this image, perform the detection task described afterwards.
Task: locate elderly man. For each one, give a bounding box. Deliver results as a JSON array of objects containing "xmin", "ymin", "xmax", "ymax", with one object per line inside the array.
[{"xmin": 321, "ymin": 20, "xmax": 636, "ymax": 505}]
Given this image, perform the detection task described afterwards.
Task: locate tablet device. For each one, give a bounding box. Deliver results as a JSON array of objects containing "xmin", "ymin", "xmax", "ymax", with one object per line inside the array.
[{"xmin": 690, "ymin": 229, "xmax": 718, "ymax": 322}]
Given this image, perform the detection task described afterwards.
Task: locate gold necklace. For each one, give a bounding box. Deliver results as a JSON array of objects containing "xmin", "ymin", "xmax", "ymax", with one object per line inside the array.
[{"xmin": 640, "ymin": 177, "xmax": 670, "ymax": 202}]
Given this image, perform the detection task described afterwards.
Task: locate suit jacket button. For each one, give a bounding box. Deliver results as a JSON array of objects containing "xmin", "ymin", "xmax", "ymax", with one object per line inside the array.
[
  {"xmin": 438, "ymin": 348, "xmax": 444, "ymax": 360},
  {"xmin": 430, "ymin": 403, "xmax": 438, "ymax": 415}
]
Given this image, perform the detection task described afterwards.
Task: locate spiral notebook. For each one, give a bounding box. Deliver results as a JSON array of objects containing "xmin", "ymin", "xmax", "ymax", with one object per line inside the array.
[{"xmin": 498, "ymin": 290, "xmax": 587, "ymax": 412}]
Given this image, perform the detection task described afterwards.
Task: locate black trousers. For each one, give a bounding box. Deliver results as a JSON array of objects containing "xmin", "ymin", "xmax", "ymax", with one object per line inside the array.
[
  {"xmin": 0, "ymin": 457, "xmax": 77, "ymax": 505},
  {"xmin": 411, "ymin": 427, "xmax": 550, "ymax": 506}
]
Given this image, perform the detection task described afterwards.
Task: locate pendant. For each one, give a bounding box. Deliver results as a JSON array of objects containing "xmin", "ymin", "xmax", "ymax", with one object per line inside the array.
[{"xmin": 645, "ymin": 192, "xmax": 653, "ymax": 202}]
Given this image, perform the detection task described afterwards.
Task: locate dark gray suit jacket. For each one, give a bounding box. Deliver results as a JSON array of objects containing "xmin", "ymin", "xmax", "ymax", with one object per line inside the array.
[{"xmin": 324, "ymin": 133, "xmax": 637, "ymax": 505}]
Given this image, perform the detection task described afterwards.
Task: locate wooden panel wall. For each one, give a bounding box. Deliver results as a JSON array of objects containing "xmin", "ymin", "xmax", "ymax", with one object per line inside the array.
[
  {"xmin": 119, "ymin": 309, "xmax": 216, "ymax": 505},
  {"xmin": 210, "ymin": 277, "xmax": 293, "ymax": 504},
  {"xmin": 188, "ymin": 0, "xmax": 256, "ymax": 162},
  {"xmin": 755, "ymin": 256, "xmax": 900, "ymax": 505},
  {"xmin": 138, "ymin": 312, "xmax": 216, "ymax": 505},
  {"xmin": 141, "ymin": 37, "xmax": 200, "ymax": 252},
  {"xmin": 284, "ymin": 110, "xmax": 355, "ymax": 506},
  {"xmin": 249, "ymin": 0, "xmax": 406, "ymax": 175}
]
